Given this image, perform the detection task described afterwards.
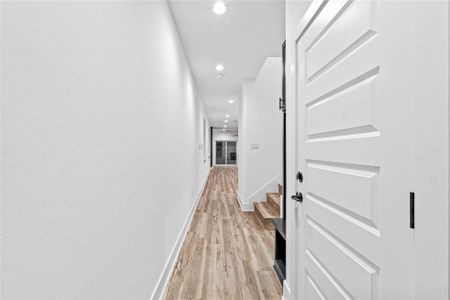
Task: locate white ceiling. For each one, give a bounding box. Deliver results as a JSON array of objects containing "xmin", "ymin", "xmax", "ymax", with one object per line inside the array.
[{"xmin": 168, "ymin": 0, "xmax": 285, "ymax": 128}]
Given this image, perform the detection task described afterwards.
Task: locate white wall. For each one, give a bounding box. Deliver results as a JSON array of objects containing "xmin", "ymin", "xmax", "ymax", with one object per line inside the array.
[
  {"xmin": 1, "ymin": 1, "xmax": 210, "ymax": 299},
  {"xmin": 212, "ymin": 129, "xmax": 238, "ymax": 165},
  {"xmin": 238, "ymin": 82, "xmax": 250, "ymax": 204},
  {"xmin": 237, "ymin": 57, "xmax": 282, "ymax": 210}
]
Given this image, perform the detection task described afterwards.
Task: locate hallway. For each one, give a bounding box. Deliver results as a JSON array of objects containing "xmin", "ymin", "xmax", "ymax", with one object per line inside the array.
[
  {"xmin": 2, "ymin": 1, "xmax": 449, "ymax": 299},
  {"xmin": 166, "ymin": 167, "xmax": 282, "ymax": 299}
]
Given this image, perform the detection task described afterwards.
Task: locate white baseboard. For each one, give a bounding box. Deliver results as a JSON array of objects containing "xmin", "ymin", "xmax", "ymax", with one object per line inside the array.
[
  {"xmin": 248, "ymin": 173, "xmax": 282, "ymax": 204},
  {"xmin": 282, "ymin": 280, "xmax": 292, "ymax": 300},
  {"xmin": 150, "ymin": 168, "xmax": 211, "ymax": 300},
  {"xmin": 237, "ymin": 192, "xmax": 254, "ymax": 211}
]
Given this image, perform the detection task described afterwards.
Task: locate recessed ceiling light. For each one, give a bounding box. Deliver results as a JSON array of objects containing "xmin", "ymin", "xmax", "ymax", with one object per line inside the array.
[
  {"xmin": 222, "ymin": 129, "xmax": 226, "ymax": 132},
  {"xmin": 217, "ymin": 73, "xmax": 224, "ymax": 78},
  {"xmin": 224, "ymin": 120, "xmax": 228, "ymax": 123},
  {"xmin": 213, "ymin": 2, "xmax": 226, "ymax": 15},
  {"xmin": 224, "ymin": 125, "xmax": 227, "ymax": 128},
  {"xmin": 225, "ymin": 114, "xmax": 230, "ymax": 118},
  {"xmin": 216, "ymin": 64, "xmax": 224, "ymax": 72},
  {"xmin": 228, "ymin": 99, "xmax": 234, "ymax": 104}
]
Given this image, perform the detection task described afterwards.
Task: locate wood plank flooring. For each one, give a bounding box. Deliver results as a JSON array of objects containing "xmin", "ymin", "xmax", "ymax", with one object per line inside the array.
[{"xmin": 165, "ymin": 167, "xmax": 282, "ymax": 300}]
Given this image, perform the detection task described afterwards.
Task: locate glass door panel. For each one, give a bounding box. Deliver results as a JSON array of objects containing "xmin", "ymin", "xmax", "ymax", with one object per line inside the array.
[
  {"xmin": 215, "ymin": 141, "xmax": 226, "ymax": 164},
  {"xmin": 226, "ymin": 141, "xmax": 237, "ymax": 165}
]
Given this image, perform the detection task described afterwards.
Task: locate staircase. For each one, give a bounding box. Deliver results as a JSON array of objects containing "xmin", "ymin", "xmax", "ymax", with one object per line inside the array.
[{"xmin": 254, "ymin": 184, "xmax": 282, "ymax": 229}]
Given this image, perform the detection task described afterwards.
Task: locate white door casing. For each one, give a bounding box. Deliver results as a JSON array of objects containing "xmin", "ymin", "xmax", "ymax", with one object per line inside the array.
[{"xmin": 294, "ymin": 1, "xmax": 417, "ymax": 298}]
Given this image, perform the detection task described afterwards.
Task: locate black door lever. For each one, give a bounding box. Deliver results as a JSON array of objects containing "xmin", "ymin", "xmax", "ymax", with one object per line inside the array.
[{"xmin": 291, "ymin": 192, "xmax": 303, "ymax": 203}]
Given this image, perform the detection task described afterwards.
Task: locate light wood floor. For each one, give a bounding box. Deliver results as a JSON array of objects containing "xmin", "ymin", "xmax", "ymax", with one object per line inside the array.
[{"xmin": 165, "ymin": 166, "xmax": 282, "ymax": 300}]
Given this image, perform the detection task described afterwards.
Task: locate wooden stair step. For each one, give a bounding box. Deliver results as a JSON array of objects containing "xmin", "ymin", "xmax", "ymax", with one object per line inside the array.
[
  {"xmin": 266, "ymin": 192, "xmax": 281, "ymax": 210},
  {"xmin": 255, "ymin": 201, "xmax": 279, "ymax": 220},
  {"xmin": 254, "ymin": 201, "xmax": 279, "ymax": 230}
]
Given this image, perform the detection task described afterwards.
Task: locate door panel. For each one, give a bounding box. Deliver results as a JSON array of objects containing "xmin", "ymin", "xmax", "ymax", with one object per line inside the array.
[
  {"xmin": 226, "ymin": 141, "xmax": 237, "ymax": 165},
  {"xmin": 215, "ymin": 141, "xmax": 225, "ymax": 164},
  {"xmin": 305, "ymin": 271, "xmax": 326, "ymax": 300},
  {"xmin": 306, "ymin": 217, "xmax": 378, "ymax": 299},
  {"xmin": 305, "ymin": 250, "xmax": 350, "ymax": 299},
  {"xmin": 306, "ymin": 0, "xmax": 378, "ymax": 82},
  {"xmin": 295, "ymin": 1, "xmax": 414, "ymax": 298},
  {"xmin": 306, "ymin": 160, "xmax": 379, "ymax": 228},
  {"xmin": 306, "ymin": 74, "xmax": 378, "ymax": 139}
]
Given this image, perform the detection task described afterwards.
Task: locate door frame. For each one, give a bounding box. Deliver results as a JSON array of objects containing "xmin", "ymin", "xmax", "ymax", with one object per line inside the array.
[
  {"xmin": 285, "ymin": 1, "xmax": 449, "ymax": 299},
  {"xmin": 284, "ymin": 1, "xmax": 313, "ymax": 298},
  {"xmin": 281, "ymin": 40, "xmax": 287, "ymax": 219},
  {"xmin": 210, "ymin": 126, "xmax": 213, "ymax": 167},
  {"xmin": 410, "ymin": 1, "xmax": 449, "ymax": 297}
]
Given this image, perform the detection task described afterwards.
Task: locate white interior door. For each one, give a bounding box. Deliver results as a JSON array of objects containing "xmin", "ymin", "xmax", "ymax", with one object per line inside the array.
[{"xmin": 294, "ymin": 1, "xmax": 416, "ymax": 298}]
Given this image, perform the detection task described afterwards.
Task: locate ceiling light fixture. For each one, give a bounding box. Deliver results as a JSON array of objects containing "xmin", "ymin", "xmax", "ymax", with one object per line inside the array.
[
  {"xmin": 213, "ymin": 2, "xmax": 226, "ymax": 15},
  {"xmin": 225, "ymin": 114, "xmax": 230, "ymax": 118},
  {"xmin": 216, "ymin": 64, "xmax": 224, "ymax": 72},
  {"xmin": 224, "ymin": 125, "xmax": 227, "ymax": 128},
  {"xmin": 228, "ymin": 99, "xmax": 234, "ymax": 104},
  {"xmin": 217, "ymin": 73, "xmax": 224, "ymax": 78},
  {"xmin": 224, "ymin": 120, "xmax": 228, "ymax": 123}
]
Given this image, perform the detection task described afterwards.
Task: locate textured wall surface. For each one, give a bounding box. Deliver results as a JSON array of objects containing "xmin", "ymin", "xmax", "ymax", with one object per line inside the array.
[{"xmin": 1, "ymin": 1, "xmax": 209, "ymax": 298}]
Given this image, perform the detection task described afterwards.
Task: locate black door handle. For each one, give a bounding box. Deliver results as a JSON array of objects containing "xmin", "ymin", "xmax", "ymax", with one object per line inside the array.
[{"xmin": 291, "ymin": 192, "xmax": 303, "ymax": 203}]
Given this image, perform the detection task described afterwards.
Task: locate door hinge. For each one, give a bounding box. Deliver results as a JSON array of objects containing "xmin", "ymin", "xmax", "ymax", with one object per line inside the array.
[
  {"xmin": 279, "ymin": 97, "xmax": 286, "ymax": 112},
  {"xmin": 410, "ymin": 192, "xmax": 415, "ymax": 229}
]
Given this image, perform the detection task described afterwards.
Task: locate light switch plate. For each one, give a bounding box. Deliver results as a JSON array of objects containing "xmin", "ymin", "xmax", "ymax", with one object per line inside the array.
[{"xmin": 250, "ymin": 143, "xmax": 259, "ymax": 150}]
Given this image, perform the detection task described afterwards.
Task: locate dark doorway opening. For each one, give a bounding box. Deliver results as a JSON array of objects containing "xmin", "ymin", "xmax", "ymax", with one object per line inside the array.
[{"xmin": 273, "ymin": 40, "xmax": 287, "ymax": 283}]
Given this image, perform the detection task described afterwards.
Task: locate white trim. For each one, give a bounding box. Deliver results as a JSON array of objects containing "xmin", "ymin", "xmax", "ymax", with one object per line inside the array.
[
  {"xmin": 150, "ymin": 168, "xmax": 211, "ymax": 300},
  {"xmin": 237, "ymin": 192, "xmax": 254, "ymax": 211},
  {"xmin": 247, "ymin": 173, "xmax": 282, "ymax": 204},
  {"xmin": 282, "ymin": 280, "xmax": 291, "ymax": 300}
]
